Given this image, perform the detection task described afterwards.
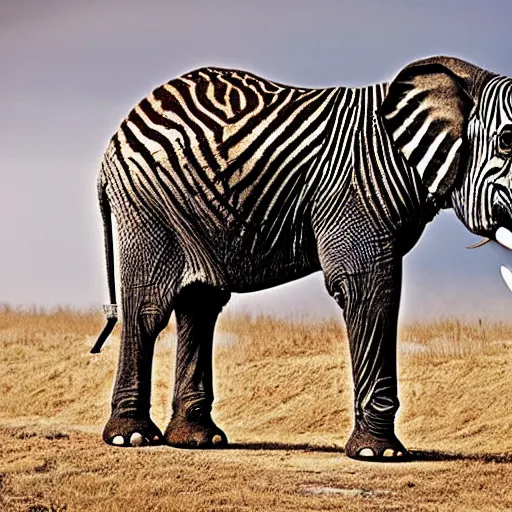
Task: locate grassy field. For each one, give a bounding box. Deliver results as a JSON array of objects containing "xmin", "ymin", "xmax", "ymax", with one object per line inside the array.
[{"xmin": 0, "ymin": 307, "xmax": 511, "ymax": 511}]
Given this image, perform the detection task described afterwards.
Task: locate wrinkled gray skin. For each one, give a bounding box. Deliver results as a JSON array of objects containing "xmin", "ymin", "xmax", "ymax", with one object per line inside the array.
[{"xmin": 96, "ymin": 56, "xmax": 512, "ymax": 460}]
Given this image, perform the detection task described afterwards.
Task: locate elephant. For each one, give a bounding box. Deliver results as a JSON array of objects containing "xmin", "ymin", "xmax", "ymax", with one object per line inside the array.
[{"xmin": 92, "ymin": 55, "xmax": 512, "ymax": 461}]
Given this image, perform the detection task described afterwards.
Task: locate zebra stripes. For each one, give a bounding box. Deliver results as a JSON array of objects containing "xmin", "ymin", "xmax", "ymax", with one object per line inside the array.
[
  {"xmin": 380, "ymin": 63, "xmax": 474, "ymax": 205},
  {"xmin": 452, "ymin": 75, "xmax": 512, "ymax": 233},
  {"xmin": 103, "ymin": 69, "xmax": 347, "ymax": 289},
  {"xmin": 101, "ymin": 66, "xmax": 462, "ymax": 293},
  {"xmin": 351, "ymin": 85, "xmax": 425, "ymax": 235}
]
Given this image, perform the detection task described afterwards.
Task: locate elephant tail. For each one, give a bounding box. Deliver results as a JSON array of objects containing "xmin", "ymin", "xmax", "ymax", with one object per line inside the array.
[{"xmin": 91, "ymin": 172, "xmax": 118, "ymax": 354}]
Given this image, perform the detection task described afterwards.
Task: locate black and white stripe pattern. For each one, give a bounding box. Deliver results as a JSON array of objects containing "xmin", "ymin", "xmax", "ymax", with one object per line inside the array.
[
  {"xmin": 452, "ymin": 75, "xmax": 512, "ymax": 233},
  {"xmin": 102, "ymin": 68, "xmax": 437, "ymax": 290},
  {"xmin": 103, "ymin": 69, "xmax": 346, "ymax": 289}
]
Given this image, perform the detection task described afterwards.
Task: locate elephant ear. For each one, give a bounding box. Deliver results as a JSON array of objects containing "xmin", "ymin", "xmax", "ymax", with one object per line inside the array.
[{"xmin": 379, "ymin": 62, "xmax": 474, "ymax": 199}]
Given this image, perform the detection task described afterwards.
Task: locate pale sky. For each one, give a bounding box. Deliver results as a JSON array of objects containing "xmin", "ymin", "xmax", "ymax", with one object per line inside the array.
[{"xmin": 3, "ymin": 0, "xmax": 512, "ymax": 320}]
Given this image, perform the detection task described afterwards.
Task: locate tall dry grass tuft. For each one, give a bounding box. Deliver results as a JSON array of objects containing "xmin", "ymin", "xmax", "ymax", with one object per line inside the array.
[
  {"xmin": 399, "ymin": 318, "xmax": 512, "ymax": 359},
  {"xmin": 0, "ymin": 303, "xmax": 105, "ymax": 339},
  {"xmin": 216, "ymin": 313, "xmax": 346, "ymax": 362}
]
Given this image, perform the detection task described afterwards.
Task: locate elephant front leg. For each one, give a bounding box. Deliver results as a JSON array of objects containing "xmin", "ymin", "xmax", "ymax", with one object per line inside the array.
[
  {"xmin": 165, "ymin": 283, "xmax": 230, "ymax": 448},
  {"xmin": 336, "ymin": 261, "xmax": 408, "ymax": 461},
  {"xmin": 103, "ymin": 285, "xmax": 169, "ymax": 447}
]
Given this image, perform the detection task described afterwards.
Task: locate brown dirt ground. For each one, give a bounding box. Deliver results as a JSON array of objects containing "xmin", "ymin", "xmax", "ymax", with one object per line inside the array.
[{"xmin": 0, "ymin": 309, "xmax": 511, "ymax": 511}]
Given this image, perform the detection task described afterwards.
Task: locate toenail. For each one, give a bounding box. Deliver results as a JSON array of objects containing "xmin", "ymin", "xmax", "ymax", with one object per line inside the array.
[
  {"xmin": 212, "ymin": 435, "xmax": 223, "ymax": 445},
  {"xmin": 359, "ymin": 448, "xmax": 374, "ymax": 457},
  {"xmin": 396, "ymin": 451, "xmax": 404, "ymax": 457},
  {"xmin": 112, "ymin": 436, "xmax": 124, "ymax": 446},
  {"xmin": 130, "ymin": 432, "xmax": 143, "ymax": 446},
  {"xmin": 153, "ymin": 435, "xmax": 160, "ymax": 442},
  {"xmin": 383, "ymin": 448, "xmax": 395, "ymax": 457}
]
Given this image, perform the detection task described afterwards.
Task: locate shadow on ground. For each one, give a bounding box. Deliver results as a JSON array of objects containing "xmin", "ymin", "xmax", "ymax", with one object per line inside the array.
[
  {"xmin": 409, "ymin": 450, "xmax": 512, "ymax": 463},
  {"xmin": 227, "ymin": 442, "xmax": 512, "ymax": 463},
  {"xmin": 228, "ymin": 442, "xmax": 343, "ymax": 453}
]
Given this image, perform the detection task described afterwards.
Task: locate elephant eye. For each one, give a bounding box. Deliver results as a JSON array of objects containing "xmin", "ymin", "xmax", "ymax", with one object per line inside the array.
[{"xmin": 498, "ymin": 126, "xmax": 512, "ymax": 155}]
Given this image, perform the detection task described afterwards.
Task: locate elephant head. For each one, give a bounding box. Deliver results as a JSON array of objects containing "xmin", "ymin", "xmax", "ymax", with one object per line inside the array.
[{"xmin": 380, "ymin": 56, "xmax": 512, "ymax": 246}]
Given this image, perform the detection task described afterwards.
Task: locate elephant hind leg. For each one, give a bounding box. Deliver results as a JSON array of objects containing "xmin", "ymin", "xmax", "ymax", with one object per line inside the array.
[
  {"xmin": 164, "ymin": 282, "xmax": 230, "ymax": 448},
  {"xmin": 102, "ymin": 220, "xmax": 183, "ymax": 448},
  {"xmin": 102, "ymin": 282, "xmax": 174, "ymax": 447}
]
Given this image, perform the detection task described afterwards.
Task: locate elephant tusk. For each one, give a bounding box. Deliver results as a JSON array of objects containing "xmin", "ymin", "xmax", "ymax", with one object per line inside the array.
[
  {"xmin": 466, "ymin": 238, "xmax": 490, "ymax": 249},
  {"xmin": 467, "ymin": 228, "xmax": 512, "ymax": 250},
  {"xmin": 500, "ymin": 265, "xmax": 512, "ymax": 292},
  {"xmin": 496, "ymin": 227, "xmax": 512, "ymax": 251}
]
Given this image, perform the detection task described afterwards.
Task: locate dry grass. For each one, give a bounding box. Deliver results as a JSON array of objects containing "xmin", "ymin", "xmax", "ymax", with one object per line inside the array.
[
  {"xmin": 399, "ymin": 318, "xmax": 512, "ymax": 358},
  {"xmin": 1, "ymin": 307, "xmax": 511, "ymax": 511}
]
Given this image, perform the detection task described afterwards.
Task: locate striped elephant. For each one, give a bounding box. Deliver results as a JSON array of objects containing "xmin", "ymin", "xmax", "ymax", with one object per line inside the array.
[{"xmin": 93, "ymin": 56, "xmax": 512, "ymax": 461}]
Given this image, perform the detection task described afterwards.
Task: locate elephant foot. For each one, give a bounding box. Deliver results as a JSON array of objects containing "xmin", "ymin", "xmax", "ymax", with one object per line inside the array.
[
  {"xmin": 345, "ymin": 424, "xmax": 409, "ymax": 462},
  {"xmin": 164, "ymin": 409, "xmax": 227, "ymax": 448},
  {"xmin": 103, "ymin": 414, "xmax": 164, "ymax": 447}
]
